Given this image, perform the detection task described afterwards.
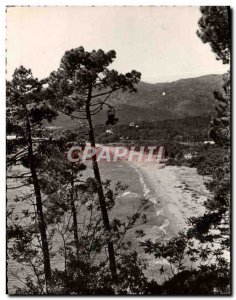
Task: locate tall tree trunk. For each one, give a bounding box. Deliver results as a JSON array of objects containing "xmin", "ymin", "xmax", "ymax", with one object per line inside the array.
[
  {"xmin": 85, "ymin": 85, "xmax": 117, "ymax": 281},
  {"xmin": 70, "ymin": 168, "xmax": 79, "ymax": 260},
  {"xmin": 26, "ymin": 116, "xmax": 51, "ymax": 288}
]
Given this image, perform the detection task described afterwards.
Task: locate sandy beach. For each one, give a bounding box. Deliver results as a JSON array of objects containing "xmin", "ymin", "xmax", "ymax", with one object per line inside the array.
[
  {"xmin": 95, "ymin": 144, "xmax": 210, "ymax": 241},
  {"xmin": 129, "ymin": 161, "xmax": 210, "ymax": 238},
  {"xmin": 122, "ymin": 160, "xmax": 212, "ymax": 282}
]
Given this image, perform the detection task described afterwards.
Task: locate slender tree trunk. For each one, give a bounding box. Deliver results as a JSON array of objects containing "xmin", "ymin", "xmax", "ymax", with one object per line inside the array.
[
  {"xmin": 26, "ymin": 116, "xmax": 51, "ymax": 288},
  {"xmin": 70, "ymin": 168, "xmax": 80, "ymax": 260},
  {"xmin": 85, "ymin": 85, "xmax": 117, "ymax": 281}
]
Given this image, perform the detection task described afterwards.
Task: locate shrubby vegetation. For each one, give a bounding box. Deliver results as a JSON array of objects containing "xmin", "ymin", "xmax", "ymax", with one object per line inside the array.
[{"xmin": 95, "ymin": 115, "xmax": 211, "ymax": 145}]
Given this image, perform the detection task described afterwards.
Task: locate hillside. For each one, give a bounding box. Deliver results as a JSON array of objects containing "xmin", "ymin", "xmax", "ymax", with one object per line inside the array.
[
  {"xmin": 45, "ymin": 74, "xmax": 223, "ymax": 128},
  {"xmin": 92, "ymin": 74, "xmax": 223, "ymax": 124}
]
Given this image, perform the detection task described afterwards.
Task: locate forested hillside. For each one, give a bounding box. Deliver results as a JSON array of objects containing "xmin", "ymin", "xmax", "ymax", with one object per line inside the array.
[{"xmin": 44, "ymin": 74, "xmax": 223, "ymax": 128}]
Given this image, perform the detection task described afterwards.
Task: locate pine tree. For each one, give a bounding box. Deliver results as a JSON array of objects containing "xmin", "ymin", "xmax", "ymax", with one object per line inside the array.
[
  {"xmin": 196, "ymin": 6, "xmax": 230, "ymax": 236},
  {"xmin": 7, "ymin": 66, "xmax": 57, "ymax": 290},
  {"xmin": 197, "ymin": 6, "xmax": 230, "ymax": 64},
  {"xmin": 46, "ymin": 47, "xmax": 141, "ymax": 280}
]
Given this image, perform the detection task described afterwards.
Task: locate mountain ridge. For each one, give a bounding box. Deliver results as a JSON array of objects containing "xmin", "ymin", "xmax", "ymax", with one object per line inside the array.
[
  {"xmin": 92, "ymin": 74, "xmax": 223, "ymax": 124},
  {"xmin": 45, "ymin": 74, "xmax": 224, "ymax": 128}
]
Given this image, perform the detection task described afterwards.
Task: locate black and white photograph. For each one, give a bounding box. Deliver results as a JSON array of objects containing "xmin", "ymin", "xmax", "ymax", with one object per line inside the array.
[{"xmin": 6, "ymin": 5, "xmax": 231, "ymax": 295}]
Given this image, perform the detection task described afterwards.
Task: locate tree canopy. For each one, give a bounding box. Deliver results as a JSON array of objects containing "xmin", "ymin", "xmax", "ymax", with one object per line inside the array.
[
  {"xmin": 197, "ymin": 6, "xmax": 230, "ymax": 64},
  {"xmin": 47, "ymin": 47, "xmax": 141, "ymax": 116}
]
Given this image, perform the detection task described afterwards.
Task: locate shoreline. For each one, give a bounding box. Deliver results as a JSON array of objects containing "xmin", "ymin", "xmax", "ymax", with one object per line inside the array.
[
  {"xmin": 126, "ymin": 160, "xmax": 212, "ymax": 283},
  {"xmin": 128, "ymin": 160, "xmax": 210, "ymax": 239}
]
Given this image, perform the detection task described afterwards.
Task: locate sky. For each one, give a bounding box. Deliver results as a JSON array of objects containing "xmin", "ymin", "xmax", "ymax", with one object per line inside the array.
[{"xmin": 6, "ymin": 6, "xmax": 229, "ymax": 83}]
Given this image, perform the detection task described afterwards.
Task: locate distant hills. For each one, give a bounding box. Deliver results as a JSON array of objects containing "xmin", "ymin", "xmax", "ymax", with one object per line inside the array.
[
  {"xmin": 46, "ymin": 74, "xmax": 224, "ymax": 128},
  {"xmin": 93, "ymin": 74, "xmax": 223, "ymax": 124}
]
